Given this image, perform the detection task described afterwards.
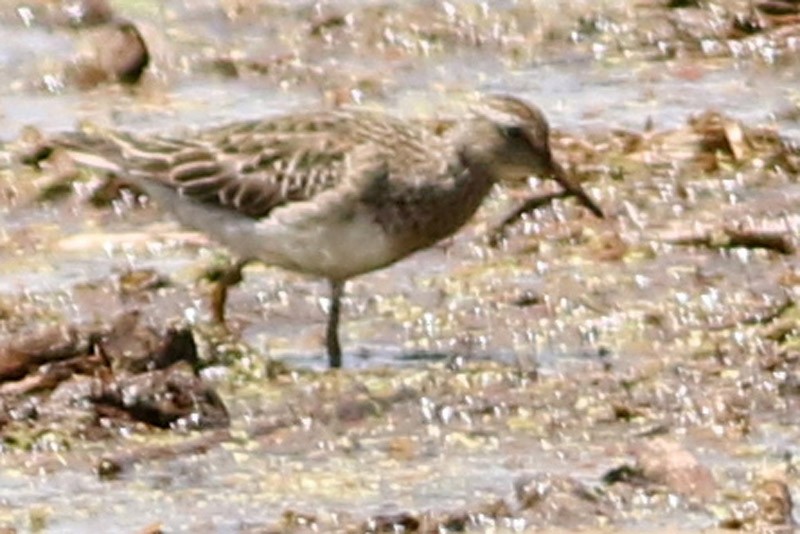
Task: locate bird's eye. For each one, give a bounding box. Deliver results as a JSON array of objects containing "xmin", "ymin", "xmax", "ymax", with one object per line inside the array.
[{"xmin": 501, "ymin": 125, "xmax": 526, "ymax": 139}]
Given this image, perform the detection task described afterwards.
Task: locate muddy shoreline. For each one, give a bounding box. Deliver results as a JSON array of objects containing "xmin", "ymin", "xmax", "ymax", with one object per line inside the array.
[{"xmin": 1, "ymin": 0, "xmax": 799, "ymax": 531}]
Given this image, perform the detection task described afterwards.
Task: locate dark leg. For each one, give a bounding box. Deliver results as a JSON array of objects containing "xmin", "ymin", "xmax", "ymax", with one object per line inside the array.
[
  {"xmin": 487, "ymin": 190, "xmax": 570, "ymax": 247},
  {"xmin": 326, "ymin": 280, "xmax": 346, "ymax": 369},
  {"xmin": 208, "ymin": 259, "xmax": 251, "ymax": 324}
]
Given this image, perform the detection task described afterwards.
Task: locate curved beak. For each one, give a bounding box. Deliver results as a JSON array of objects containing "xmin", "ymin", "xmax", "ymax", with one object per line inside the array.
[{"xmin": 546, "ymin": 159, "xmax": 604, "ymax": 218}]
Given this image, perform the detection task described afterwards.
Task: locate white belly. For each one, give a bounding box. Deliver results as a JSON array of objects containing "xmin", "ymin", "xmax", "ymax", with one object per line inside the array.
[
  {"xmin": 252, "ymin": 207, "xmax": 398, "ymax": 279},
  {"xmin": 164, "ymin": 190, "xmax": 400, "ymax": 281}
]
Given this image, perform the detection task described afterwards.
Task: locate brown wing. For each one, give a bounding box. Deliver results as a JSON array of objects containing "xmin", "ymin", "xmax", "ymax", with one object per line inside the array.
[
  {"xmin": 106, "ymin": 127, "xmax": 352, "ymax": 219},
  {"xmin": 47, "ymin": 108, "xmax": 442, "ymax": 219}
]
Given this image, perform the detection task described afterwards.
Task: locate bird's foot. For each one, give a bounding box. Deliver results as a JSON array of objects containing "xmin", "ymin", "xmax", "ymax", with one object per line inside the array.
[{"xmin": 203, "ymin": 260, "xmax": 247, "ymax": 325}]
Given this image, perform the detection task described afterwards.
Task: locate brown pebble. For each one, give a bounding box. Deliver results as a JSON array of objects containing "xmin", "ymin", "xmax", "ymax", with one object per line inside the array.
[
  {"xmin": 91, "ymin": 362, "xmax": 229, "ymax": 429},
  {"xmin": 97, "ymin": 20, "xmax": 150, "ymax": 85},
  {"xmin": 98, "ymin": 311, "xmax": 198, "ymax": 374},
  {"xmin": 96, "ymin": 457, "xmax": 123, "ymax": 480},
  {"xmin": 65, "ymin": 19, "xmax": 150, "ymax": 89},
  {"xmin": 632, "ymin": 438, "xmax": 716, "ymax": 499},
  {"xmin": 755, "ymin": 478, "xmax": 795, "ymax": 526},
  {"xmin": 0, "ymin": 327, "xmax": 82, "ymax": 382}
]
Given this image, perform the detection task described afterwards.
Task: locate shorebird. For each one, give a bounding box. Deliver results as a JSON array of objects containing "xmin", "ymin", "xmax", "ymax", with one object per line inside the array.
[{"xmin": 26, "ymin": 96, "xmax": 604, "ymax": 368}]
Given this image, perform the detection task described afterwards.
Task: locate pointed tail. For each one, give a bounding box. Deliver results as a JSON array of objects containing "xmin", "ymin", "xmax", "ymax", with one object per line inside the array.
[{"xmin": 18, "ymin": 127, "xmax": 126, "ymax": 175}]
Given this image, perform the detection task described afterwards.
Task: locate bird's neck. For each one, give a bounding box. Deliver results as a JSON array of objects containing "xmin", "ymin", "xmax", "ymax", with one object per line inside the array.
[
  {"xmin": 368, "ymin": 155, "xmax": 496, "ymax": 254},
  {"xmin": 430, "ymin": 156, "xmax": 497, "ymax": 237}
]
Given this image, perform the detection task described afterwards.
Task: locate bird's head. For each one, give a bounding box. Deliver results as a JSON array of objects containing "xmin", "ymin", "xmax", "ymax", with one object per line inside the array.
[{"xmin": 458, "ymin": 95, "xmax": 603, "ymax": 218}]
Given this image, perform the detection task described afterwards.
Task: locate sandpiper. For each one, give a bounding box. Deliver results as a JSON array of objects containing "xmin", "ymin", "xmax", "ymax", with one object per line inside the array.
[{"xmin": 28, "ymin": 95, "xmax": 603, "ymax": 368}]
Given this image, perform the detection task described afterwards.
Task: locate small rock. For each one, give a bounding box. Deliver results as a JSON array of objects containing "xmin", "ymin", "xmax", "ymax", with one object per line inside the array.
[
  {"xmin": 65, "ymin": 20, "xmax": 150, "ymax": 89},
  {"xmin": 755, "ymin": 478, "xmax": 795, "ymax": 527},
  {"xmin": 96, "ymin": 457, "xmax": 123, "ymax": 480},
  {"xmin": 99, "ymin": 20, "xmax": 149, "ymax": 84},
  {"xmin": 90, "ymin": 362, "xmax": 229, "ymax": 430},
  {"xmin": 99, "ymin": 311, "xmax": 198, "ymax": 374},
  {"xmin": 632, "ymin": 438, "xmax": 716, "ymax": 499},
  {"xmin": 0, "ymin": 327, "xmax": 82, "ymax": 382}
]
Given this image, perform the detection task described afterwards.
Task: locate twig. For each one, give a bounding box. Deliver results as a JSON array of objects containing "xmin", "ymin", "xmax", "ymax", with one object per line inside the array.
[
  {"xmin": 658, "ymin": 224, "xmax": 796, "ymax": 255},
  {"xmin": 723, "ymin": 226, "xmax": 796, "ymax": 255},
  {"xmin": 488, "ymin": 190, "xmax": 570, "ymax": 247}
]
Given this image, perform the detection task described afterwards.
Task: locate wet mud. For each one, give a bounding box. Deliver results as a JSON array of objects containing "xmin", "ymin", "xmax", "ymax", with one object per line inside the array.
[{"xmin": 0, "ymin": 0, "xmax": 799, "ymax": 531}]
